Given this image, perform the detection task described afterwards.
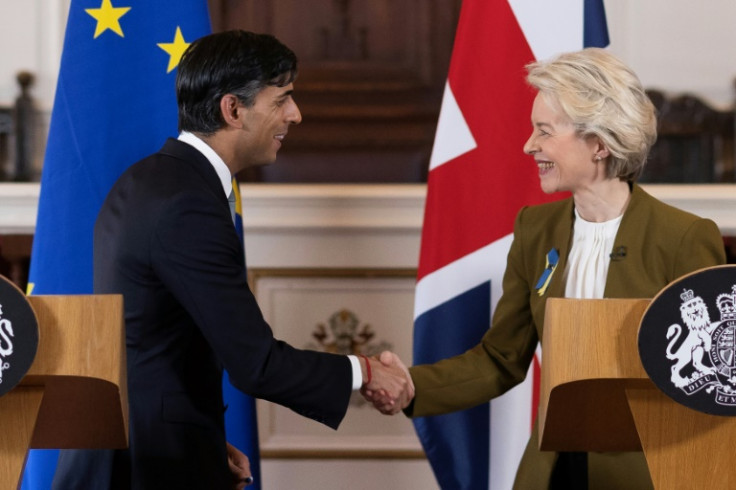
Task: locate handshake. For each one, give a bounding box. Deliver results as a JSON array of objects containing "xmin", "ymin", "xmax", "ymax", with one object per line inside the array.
[{"xmin": 358, "ymin": 352, "xmax": 415, "ymax": 415}]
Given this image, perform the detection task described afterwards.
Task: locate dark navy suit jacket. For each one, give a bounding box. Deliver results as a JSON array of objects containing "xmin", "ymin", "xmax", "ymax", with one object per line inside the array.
[{"xmin": 53, "ymin": 139, "xmax": 352, "ymax": 489}]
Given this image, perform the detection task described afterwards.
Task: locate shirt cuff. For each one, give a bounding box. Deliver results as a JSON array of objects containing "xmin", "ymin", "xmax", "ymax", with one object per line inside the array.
[{"xmin": 348, "ymin": 355, "xmax": 363, "ymax": 390}]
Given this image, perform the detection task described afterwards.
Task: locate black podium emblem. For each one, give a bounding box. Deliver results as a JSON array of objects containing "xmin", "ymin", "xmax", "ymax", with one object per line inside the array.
[
  {"xmin": 639, "ymin": 265, "xmax": 736, "ymax": 415},
  {"xmin": 0, "ymin": 276, "xmax": 39, "ymax": 397}
]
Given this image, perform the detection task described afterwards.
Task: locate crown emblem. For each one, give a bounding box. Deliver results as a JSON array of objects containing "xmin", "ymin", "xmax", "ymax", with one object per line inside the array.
[
  {"xmin": 716, "ymin": 285, "xmax": 736, "ymax": 321},
  {"xmin": 680, "ymin": 289, "xmax": 695, "ymax": 303}
]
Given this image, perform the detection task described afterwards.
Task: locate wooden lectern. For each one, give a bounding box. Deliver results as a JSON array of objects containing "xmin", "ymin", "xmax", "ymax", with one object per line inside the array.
[
  {"xmin": 0, "ymin": 295, "xmax": 128, "ymax": 490},
  {"xmin": 540, "ymin": 298, "xmax": 736, "ymax": 489}
]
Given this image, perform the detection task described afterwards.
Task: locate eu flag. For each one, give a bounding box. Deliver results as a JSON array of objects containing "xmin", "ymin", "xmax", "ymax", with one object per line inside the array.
[
  {"xmin": 29, "ymin": 0, "xmax": 210, "ymax": 296},
  {"xmin": 25, "ymin": 1, "xmax": 260, "ymax": 487}
]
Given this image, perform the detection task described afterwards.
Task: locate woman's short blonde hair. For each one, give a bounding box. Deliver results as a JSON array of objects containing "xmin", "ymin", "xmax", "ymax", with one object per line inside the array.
[{"xmin": 526, "ymin": 48, "xmax": 656, "ymax": 182}]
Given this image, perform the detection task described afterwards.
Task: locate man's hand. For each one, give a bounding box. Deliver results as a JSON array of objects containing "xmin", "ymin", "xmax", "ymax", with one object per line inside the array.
[
  {"xmin": 227, "ymin": 442, "xmax": 253, "ymax": 489},
  {"xmin": 360, "ymin": 351, "xmax": 415, "ymax": 415}
]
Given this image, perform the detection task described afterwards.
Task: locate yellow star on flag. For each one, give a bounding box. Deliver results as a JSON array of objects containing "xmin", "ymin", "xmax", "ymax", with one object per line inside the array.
[
  {"xmin": 157, "ymin": 27, "xmax": 190, "ymax": 73},
  {"xmin": 85, "ymin": 0, "xmax": 131, "ymax": 39}
]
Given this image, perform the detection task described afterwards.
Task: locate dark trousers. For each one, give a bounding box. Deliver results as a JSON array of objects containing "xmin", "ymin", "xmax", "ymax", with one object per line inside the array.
[{"xmin": 549, "ymin": 451, "xmax": 588, "ymax": 490}]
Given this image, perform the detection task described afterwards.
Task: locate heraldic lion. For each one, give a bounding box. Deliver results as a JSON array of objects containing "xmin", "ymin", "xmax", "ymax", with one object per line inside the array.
[{"xmin": 666, "ymin": 294, "xmax": 715, "ymax": 388}]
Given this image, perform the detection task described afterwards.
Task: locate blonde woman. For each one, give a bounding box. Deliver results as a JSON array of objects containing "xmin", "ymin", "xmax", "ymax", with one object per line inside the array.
[{"xmin": 376, "ymin": 48, "xmax": 726, "ymax": 489}]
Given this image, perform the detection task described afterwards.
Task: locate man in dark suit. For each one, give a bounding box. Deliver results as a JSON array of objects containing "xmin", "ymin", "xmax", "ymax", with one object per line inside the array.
[{"xmin": 52, "ymin": 30, "xmax": 413, "ymax": 490}]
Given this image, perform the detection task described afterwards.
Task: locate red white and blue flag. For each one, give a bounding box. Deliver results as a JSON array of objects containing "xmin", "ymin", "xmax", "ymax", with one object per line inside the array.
[{"xmin": 412, "ymin": 1, "xmax": 609, "ymax": 488}]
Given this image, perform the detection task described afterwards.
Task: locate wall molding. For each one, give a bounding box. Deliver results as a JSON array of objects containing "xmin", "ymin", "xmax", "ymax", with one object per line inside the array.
[{"xmin": 2, "ymin": 183, "xmax": 735, "ymax": 266}]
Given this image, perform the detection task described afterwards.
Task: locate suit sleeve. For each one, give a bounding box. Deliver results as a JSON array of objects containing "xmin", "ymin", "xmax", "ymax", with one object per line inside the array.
[
  {"xmin": 407, "ymin": 209, "xmax": 539, "ymax": 417},
  {"xmin": 151, "ymin": 191, "xmax": 352, "ymax": 429}
]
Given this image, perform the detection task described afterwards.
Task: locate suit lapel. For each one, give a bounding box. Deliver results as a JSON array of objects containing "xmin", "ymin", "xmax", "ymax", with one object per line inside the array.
[
  {"xmin": 158, "ymin": 138, "xmax": 244, "ymax": 261},
  {"xmin": 546, "ymin": 199, "xmax": 575, "ymax": 299},
  {"xmin": 604, "ymin": 184, "xmax": 645, "ymax": 298}
]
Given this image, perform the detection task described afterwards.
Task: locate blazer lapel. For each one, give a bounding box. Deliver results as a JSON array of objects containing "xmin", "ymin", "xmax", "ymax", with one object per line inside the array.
[
  {"xmin": 157, "ymin": 138, "xmax": 244, "ymax": 259},
  {"xmin": 546, "ymin": 199, "xmax": 575, "ymax": 299},
  {"xmin": 604, "ymin": 184, "xmax": 644, "ymax": 298}
]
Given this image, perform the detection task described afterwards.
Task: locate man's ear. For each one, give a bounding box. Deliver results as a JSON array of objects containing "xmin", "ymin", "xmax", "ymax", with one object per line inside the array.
[{"xmin": 220, "ymin": 94, "xmax": 243, "ymax": 128}]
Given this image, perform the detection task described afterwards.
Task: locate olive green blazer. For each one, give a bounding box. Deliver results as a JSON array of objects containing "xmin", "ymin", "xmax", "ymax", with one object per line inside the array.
[{"xmin": 407, "ymin": 184, "xmax": 726, "ymax": 489}]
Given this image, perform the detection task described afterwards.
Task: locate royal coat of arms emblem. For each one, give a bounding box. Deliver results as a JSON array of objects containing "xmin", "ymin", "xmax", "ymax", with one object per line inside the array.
[{"xmin": 640, "ymin": 265, "xmax": 736, "ymax": 415}]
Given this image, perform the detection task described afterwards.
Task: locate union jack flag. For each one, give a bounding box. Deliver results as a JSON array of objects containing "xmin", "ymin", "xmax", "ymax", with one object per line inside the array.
[{"xmin": 413, "ymin": 1, "xmax": 609, "ymax": 488}]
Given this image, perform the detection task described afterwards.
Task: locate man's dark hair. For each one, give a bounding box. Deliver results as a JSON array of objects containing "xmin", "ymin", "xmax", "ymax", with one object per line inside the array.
[{"xmin": 176, "ymin": 30, "xmax": 297, "ymax": 135}]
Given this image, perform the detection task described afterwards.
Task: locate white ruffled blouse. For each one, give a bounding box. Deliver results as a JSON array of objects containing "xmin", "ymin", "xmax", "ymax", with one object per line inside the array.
[{"xmin": 563, "ymin": 208, "xmax": 623, "ymax": 299}]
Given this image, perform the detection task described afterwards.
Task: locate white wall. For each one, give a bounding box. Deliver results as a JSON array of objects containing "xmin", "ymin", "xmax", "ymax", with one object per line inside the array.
[
  {"xmin": 0, "ymin": 1, "xmax": 69, "ymax": 178},
  {"xmin": 605, "ymin": 0, "xmax": 736, "ymax": 108},
  {"xmin": 0, "ymin": 1, "xmax": 69, "ymax": 108}
]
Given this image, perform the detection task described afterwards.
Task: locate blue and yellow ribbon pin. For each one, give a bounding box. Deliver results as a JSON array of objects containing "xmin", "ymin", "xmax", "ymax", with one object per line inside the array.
[{"xmin": 535, "ymin": 248, "xmax": 559, "ymax": 296}]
